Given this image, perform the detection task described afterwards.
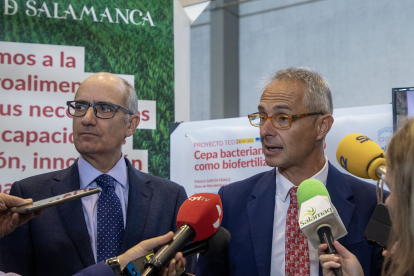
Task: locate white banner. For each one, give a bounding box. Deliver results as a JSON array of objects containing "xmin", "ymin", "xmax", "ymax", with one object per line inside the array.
[
  {"xmin": 171, "ymin": 104, "xmax": 393, "ymax": 196},
  {"xmin": 171, "ymin": 118, "xmax": 271, "ymax": 196}
]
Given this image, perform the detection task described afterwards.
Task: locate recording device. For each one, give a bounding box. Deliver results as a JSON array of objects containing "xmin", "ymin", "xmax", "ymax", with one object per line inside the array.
[
  {"xmin": 141, "ymin": 193, "xmax": 223, "ymax": 276},
  {"xmin": 336, "ymin": 133, "xmax": 391, "ymax": 248},
  {"xmin": 297, "ymin": 179, "xmax": 347, "ymax": 276},
  {"xmin": 364, "ymin": 203, "xmax": 391, "ymax": 248},
  {"xmin": 124, "ymin": 227, "xmax": 231, "ymax": 276},
  {"xmin": 10, "ymin": 188, "xmax": 101, "ymax": 213},
  {"xmin": 336, "ymin": 133, "xmax": 386, "ymax": 180}
]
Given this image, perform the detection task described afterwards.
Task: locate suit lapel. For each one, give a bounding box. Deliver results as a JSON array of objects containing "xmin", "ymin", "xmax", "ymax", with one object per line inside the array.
[
  {"xmin": 326, "ymin": 163, "xmax": 355, "ymax": 244},
  {"xmin": 120, "ymin": 158, "xmax": 153, "ymax": 252},
  {"xmin": 52, "ymin": 161, "xmax": 96, "ymax": 267},
  {"xmin": 247, "ymin": 169, "xmax": 276, "ymax": 276}
]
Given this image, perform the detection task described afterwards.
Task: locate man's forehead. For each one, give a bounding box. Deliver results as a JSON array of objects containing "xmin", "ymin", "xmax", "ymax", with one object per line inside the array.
[
  {"xmin": 258, "ymin": 79, "xmax": 305, "ymax": 112},
  {"xmin": 75, "ymin": 74, "xmax": 125, "ymax": 99},
  {"xmin": 257, "ymin": 103, "xmax": 292, "ymax": 112},
  {"xmin": 263, "ymin": 78, "xmax": 304, "ymax": 94}
]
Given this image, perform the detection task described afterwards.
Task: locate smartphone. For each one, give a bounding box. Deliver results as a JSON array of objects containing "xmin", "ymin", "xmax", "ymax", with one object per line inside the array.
[{"xmin": 10, "ymin": 188, "xmax": 101, "ymax": 213}]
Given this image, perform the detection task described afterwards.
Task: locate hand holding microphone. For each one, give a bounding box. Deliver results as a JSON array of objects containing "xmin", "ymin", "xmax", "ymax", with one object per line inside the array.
[
  {"xmin": 124, "ymin": 227, "xmax": 231, "ymax": 276},
  {"xmin": 118, "ymin": 232, "xmax": 186, "ymax": 275},
  {"xmin": 141, "ymin": 193, "xmax": 223, "ymax": 276},
  {"xmin": 297, "ymin": 179, "xmax": 347, "ymax": 276},
  {"xmin": 318, "ymin": 241, "xmax": 363, "ymax": 276}
]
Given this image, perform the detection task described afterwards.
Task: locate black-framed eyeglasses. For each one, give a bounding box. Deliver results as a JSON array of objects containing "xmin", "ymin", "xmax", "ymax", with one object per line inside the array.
[
  {"xmin": 247, "ymin": 112, "xmax": 324, "ymax": 129},
  {"xmin": 66, "ymin": 101, "xmax": 133, "ymax": 119}
]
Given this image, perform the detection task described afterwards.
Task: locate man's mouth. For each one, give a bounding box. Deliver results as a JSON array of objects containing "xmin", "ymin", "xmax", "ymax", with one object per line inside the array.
[
  {"xmin": 80, "ymin": 132, "xmax": 99, "ymax": 136},
  {"xmin": 266, "ymin": 146, "xmax": 283, "ymax": 152}
]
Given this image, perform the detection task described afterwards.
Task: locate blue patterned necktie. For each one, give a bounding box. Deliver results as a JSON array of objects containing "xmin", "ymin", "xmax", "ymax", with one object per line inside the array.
[{"xmin": 95, "ymin": 174, "xmax": 124, "ymax": 262}]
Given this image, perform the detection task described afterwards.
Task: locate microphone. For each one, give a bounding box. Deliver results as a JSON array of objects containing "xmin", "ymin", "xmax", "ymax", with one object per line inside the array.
[
  {"xmin": 336, "ymin": 133, "xmax": 386, "ymax": 180},
  {"xmin": 124, "ymin": 227, "xmax": 231, "ymax": 276},
  {"xmin": 336, "ymin": 133, "xmax": 391, "ymax": 248},
  {"xmin": 180, "ymin": 226, "xmax": 231, "ymax": 258},
  {"xmin": 142, "ymin": 193, "xmax": 223, "ymax": 276},
  {"xmin": 297, "ymin": 179, "xmax": 347, "ymax": 276}
]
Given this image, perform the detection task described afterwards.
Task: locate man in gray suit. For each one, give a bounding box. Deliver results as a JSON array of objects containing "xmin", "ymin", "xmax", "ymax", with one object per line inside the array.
[{"xmin": 0, "ymin": 73, "xmax": 188, "ymax": 276}]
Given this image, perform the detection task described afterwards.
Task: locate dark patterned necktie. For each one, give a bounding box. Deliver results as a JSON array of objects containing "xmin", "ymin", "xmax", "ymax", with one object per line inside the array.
[
  {"xmin": 285, "ymin": 186, "xmax": 310, "ymax": 276},
  {"xmin": 95, "ymin": 174, "xmax": 124, "ymax": 262}
]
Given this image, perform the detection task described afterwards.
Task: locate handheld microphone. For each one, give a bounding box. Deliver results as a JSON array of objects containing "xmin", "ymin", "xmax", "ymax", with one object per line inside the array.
[
  {"xmin": 336, "ymin": 133, "xmax": 391, "ymax": 248},
  {"xmin": 180, "ymin": 226, "xmax": 231, "ymax": 258},
  {"xmin": 336, "ymin": 133, "xmax": 386, "ymax": 180},
  {"xmin": 297, "ymin": 179, "xmax": 347, "ymax": 276},
  {"xmin": 124, "ymin": 227, "xmax": 231, "ymax": 276},
  {"xmin": 142, "ymin": 193, "xmax": 223, "ymax": 276}
]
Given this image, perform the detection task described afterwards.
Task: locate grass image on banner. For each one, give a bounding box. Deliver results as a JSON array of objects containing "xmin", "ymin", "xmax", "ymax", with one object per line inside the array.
[{"xmin": 1, "ymin": 0, "xmax": 174, "ymax": 179}]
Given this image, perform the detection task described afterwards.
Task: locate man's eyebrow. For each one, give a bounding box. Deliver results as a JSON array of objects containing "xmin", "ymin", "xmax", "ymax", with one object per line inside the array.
[
  {"xmin": 73, "ymin": 100, "xmax": 116, "ymax": 106},
  {"xmin": 95, "ymin": 101, "xmax": 115, "ymax": 105},
  {"xmin": 73, "ymin": 100, "xmax": 88, "ymax": 104},
  {"xmin": 258, "ymin": 105, "xmax": 292, "ymax": 112}
]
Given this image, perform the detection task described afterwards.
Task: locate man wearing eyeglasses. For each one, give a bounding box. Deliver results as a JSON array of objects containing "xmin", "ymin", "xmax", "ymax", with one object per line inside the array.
[
  {"xmin": 196, "ymin": 67, "xmax": 383, "ymax": 276},
  {"xmin": 0, "ymin": 73, "xmax": 189, "ymax": 276}
]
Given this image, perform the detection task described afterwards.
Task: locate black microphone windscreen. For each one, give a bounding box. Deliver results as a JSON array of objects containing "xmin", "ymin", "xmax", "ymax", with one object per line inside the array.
[{"xmin": 202, "ymin": 227, "xmax": 231, "ymax": 258}]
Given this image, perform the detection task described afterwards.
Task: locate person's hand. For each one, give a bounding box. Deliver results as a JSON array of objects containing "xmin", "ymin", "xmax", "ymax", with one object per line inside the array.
[
  {"xmin": 382, "ymin": 241, "xmax": 397, "ymax": 258},
  {"xmin": 118, "ymin": 231, "xmax": 186, "ymax": 274},
  {"xmin": 162, "ymin": 250, "xmax": 186, "ymax": 276},
  {"xmin": 0, "ymin": 193, "xmax": 43, "ymax": 238},
  {"xmin": 318, "ymin": 241, "xmax": 364, "ymax": 276}
]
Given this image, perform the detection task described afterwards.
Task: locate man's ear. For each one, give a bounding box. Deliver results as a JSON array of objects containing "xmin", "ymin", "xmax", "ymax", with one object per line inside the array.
[
  {"xmin": 316, "ymin": 114, "xmax": 334, "ymax": 141},
  {"xmin": 125, "ymin": 114, "xmax": 140, "ymax": 137}
]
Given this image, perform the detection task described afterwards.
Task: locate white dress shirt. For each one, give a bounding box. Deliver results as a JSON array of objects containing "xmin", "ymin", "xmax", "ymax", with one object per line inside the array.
[
  {"xmin": 78, "ymin": 154, "xmax": 129, "ymax": 262},
  {"xmin": 270, "ymin": 156, "xmax": 329, "ymax": 276}
]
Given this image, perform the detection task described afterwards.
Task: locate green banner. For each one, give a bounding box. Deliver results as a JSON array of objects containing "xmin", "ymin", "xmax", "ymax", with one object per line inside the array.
[{"xmin": 0, "ymin": 0, "xmax": 174, "ymax": 182}]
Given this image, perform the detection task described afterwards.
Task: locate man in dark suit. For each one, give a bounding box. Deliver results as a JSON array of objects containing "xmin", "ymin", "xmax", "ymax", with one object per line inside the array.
[
  {"xmin": 0, "ymin": 193, "xmax": 185, "ymax": 276},
  {"xmin": 196, "ymin": 67, "xmax": 384, "ymax": 276},
  {"xmin": 0, "ymin": 73, "xmax": 188, "ymax": 276}
]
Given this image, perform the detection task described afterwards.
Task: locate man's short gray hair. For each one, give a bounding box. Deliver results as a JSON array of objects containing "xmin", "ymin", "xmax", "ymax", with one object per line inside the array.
[
  {"xmin": 120, "ymin": 78, "xmax": 138, "ymax": 122},
  {"xmin": 263, "ymin": 67, "xmax": 333, "ymax": 115}
]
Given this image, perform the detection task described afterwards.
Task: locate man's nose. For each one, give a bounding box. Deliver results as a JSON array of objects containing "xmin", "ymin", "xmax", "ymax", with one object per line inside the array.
[
  {"xmin": 260, "ymin": 117, "xmax": 277, "ymax": 136},
  {"xmin": 81, "ymin": 106, "xmax": 97, "ymax": 124}
]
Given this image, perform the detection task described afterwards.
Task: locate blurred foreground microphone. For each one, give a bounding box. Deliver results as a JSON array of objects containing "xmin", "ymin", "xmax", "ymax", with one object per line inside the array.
[
  {"xmin": 181, "ymin": 226, "xmax": 230, "ymax": 258},
  {"xmin": 142, "ymin": 193, "xmax": 223, "ymax": 276},
  {"xmin": 124, "ymin": 227, "xmax": 231, "ymax": 276},
  {"xmin": 336, "ymin": 133, "xmax": 386, "ymax": 180},
  {"xmin": 297, "ymin": 179, "xmax": 347, "ymax": 276}
]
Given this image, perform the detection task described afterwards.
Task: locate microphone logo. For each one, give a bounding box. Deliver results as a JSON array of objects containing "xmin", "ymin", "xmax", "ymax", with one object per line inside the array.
[
  {"xmin": 339, "ymin": 156, "xmax": 348, "ymax": 171},
  {"xmin": 299, "ymin": 206, "xmax": 333, "ymax": 227},
  {"xmin": 188, "ymin": 195, "xmax": 211, "ymax": 202},
  {"xmin": 301, "ymin": 206, "xmax": 316, "ymax": 219},
  {"xmin": 356, "ymin": 135, "xmax": 372, "ymax": 143},
  {"xmin": 213, "ymin": 204, "xmax": 222, "ymax": 228}
]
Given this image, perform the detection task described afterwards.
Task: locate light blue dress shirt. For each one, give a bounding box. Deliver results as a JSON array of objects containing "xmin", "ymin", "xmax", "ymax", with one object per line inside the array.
[{"xmin": 78, "ymin": 154, "xmax": 129, "ymax": 263}]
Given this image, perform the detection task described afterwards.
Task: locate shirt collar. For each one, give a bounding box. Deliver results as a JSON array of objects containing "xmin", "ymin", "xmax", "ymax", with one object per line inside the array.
[
  {"xmin": 78, "ymin": 154, "xmax": 128, "ymax": 189},
  {"xmin": 276, "ymin": 156, "xmax": 329, "ymax": 202}
]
